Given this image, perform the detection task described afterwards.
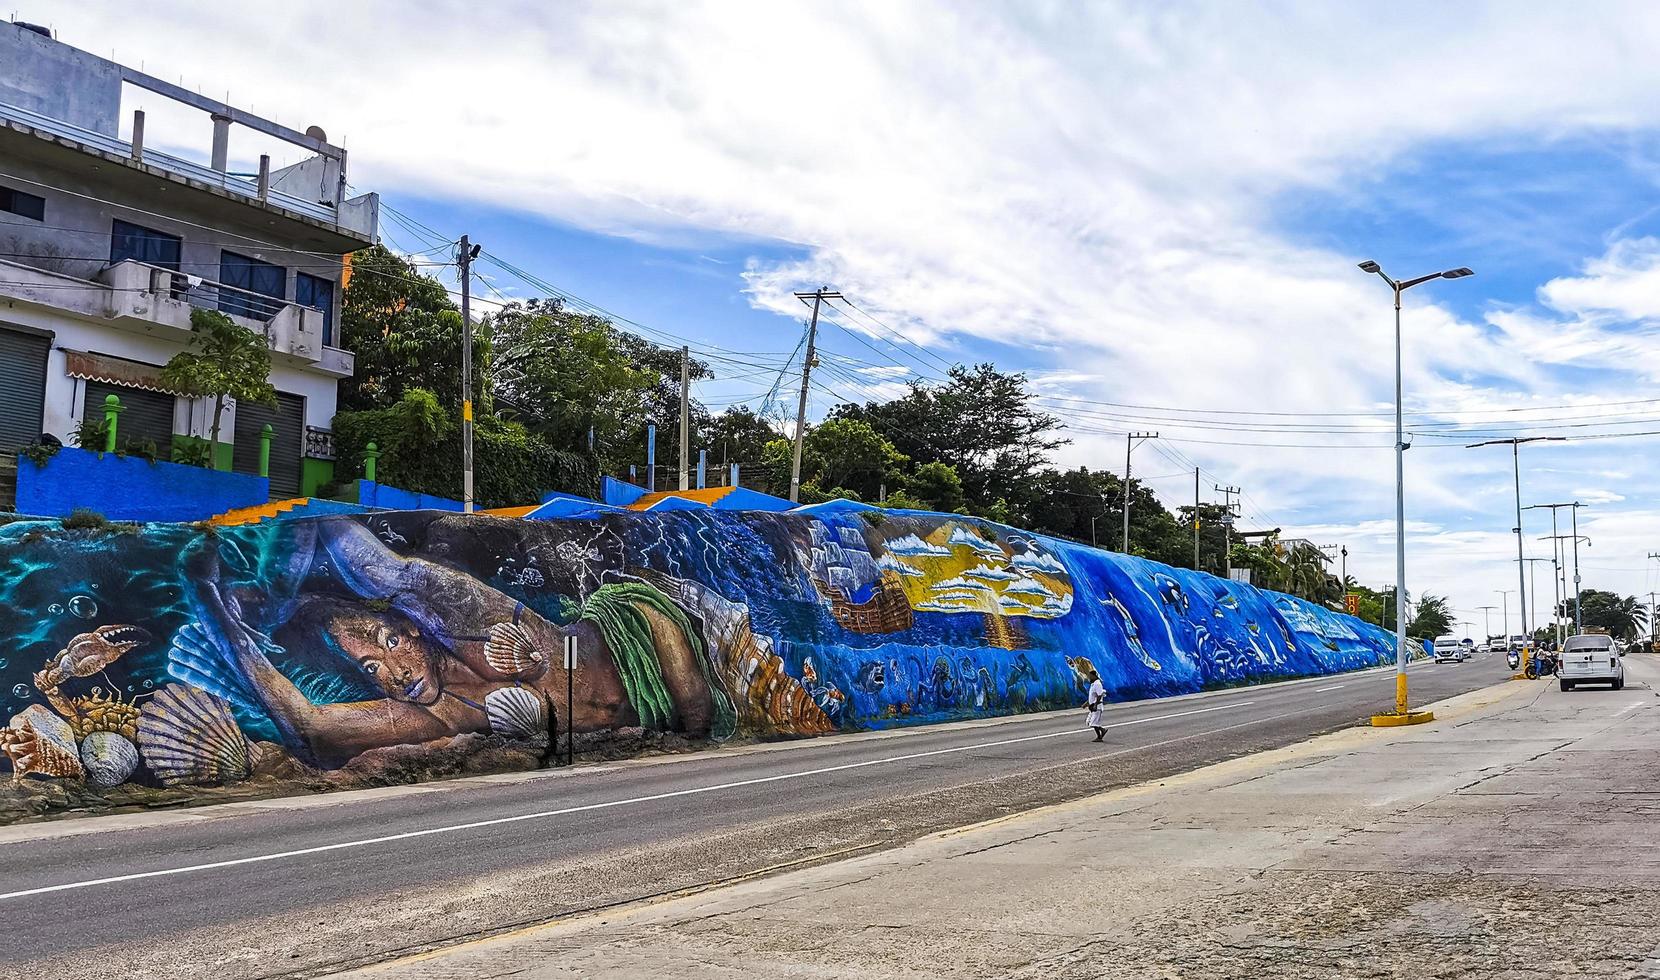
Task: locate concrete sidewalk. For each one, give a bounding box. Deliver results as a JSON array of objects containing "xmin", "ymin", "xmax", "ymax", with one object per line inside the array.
[{"xmin": 336, "ymin": 659, "xmax": 1660, "ymax": 980}]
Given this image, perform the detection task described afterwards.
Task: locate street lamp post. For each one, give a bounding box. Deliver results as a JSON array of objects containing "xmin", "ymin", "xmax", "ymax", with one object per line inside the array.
[
  {"xmin": 1522, "ymin": 557, "xmax": 1552, "ymax": 643},
  {"xmin": 1358, "ymin": 260, "xmax": 1473, "ymax": 725},
  {"xmin": 1497, "ymin": 589, "xmax": 1514, "ymax": 638},
  {"xmin": 1467, "ymin": 436, "xmax": 1564, "ymax": 658},
  {"xmin": 1526, "ymin": 502, "xmax": 1579, "ymax": 646}
]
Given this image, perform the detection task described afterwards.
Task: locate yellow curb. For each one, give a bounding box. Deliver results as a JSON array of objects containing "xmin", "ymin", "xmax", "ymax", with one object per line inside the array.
[{"xmin": 1370, "ymin": 709, "xmax": 1435, "ymax": 727}]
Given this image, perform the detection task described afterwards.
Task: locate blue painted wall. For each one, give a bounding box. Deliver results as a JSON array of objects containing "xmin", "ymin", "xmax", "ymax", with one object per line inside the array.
[
  {"xmin": 354, "ymin": 480, "xmax": 463, "ymax": 512},
  {"xmin": 16, "ymin": 446, "xmax": 269, "ymax": 522},
  {"xmin": 0, "ymin": 506, "xmax": 1404, "ymax": 815}
]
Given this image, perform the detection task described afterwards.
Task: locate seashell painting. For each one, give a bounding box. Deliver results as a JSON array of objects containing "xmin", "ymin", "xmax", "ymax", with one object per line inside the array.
[
  {"xmin": 485, "ymin": 622, "xmax": 544, "ymax": 676},
  {"xmin": 137, "ymin": 684, "xmax": 252, "ymax": 787},
  {"xmin": 484, "ymin": 687, "xmax": 545, "ymax": 739},
  {"xmin": 80, "ymin": 731, "xmax": 140, "ymax": 787}
]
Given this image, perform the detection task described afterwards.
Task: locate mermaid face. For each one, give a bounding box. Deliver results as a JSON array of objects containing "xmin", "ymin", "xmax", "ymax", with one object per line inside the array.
[{"xmin": 332, "ymin": 612, "xmax": 445, "ymax": 706}]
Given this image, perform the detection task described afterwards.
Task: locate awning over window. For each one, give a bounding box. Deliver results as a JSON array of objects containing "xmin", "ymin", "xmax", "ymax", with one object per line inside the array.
[{"xmin": 63, "ymin": 350, "xmax": 185, "ymax": 396}]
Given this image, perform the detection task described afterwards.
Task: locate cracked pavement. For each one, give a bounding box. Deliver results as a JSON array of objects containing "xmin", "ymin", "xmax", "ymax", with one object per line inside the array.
[{"xmin": 333, "ymin": 656, "xmax": 1660, "ymax": 980}]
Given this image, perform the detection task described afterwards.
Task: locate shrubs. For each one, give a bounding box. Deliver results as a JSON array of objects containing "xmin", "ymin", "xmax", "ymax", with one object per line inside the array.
[{"xmin": 333, "ymin": 389, "xmax": 598, "ymax": 509}]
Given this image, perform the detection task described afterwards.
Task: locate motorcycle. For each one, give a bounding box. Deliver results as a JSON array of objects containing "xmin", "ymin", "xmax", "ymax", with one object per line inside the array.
[
  {"xmin": 1524, "ymin": 650, "xmax": 1558, "ymax": 680},
  {"xmin": 1506, "ymin": 649, "xmax": 1520, "ymax": 671}
]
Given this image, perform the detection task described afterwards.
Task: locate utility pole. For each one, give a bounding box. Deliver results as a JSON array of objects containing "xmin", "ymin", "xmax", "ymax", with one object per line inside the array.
[
  {"xmin": 1192, "ymin": 468, "xmax": 1201, "ymax": 570},
  {"xmin": 789, "ymin": 288, "xmax": 840, "ymax": 503},
  {"xmin": 1214, "ymin": 484, "xmax": 1240, "ymax": 577},
  {"xmin": 457, "ymin": 235, "xmax": 480, "ymax": 514},
  {"xmin": 1122, "ymin": 432, "xmax": 1158, "ymax": 554},
  {"xmin": 1497, "ymin": 589, "xmax": 1514, "ymax": 637},
  {"xmin": 1476, "ymin": 604, "xmax": 1497, "ymax": 642},
  {"xmin": 1340, "ymin": 544, "xmax": 1349, "ymax": 593},
  {"xmin": 677, "ymin": 345, "xmax": 690, "ymax": 491}
]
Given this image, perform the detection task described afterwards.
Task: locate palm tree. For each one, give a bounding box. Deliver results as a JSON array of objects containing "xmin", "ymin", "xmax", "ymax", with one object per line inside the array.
[{"xmin": 1603, "ymin": 595, "xmax": 1649, "ymax": 640}]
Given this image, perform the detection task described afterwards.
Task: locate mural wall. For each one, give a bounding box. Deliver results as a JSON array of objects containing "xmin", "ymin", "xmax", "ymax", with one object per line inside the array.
[{"xmin": 0, "ymin": 506, "xmax": 1398, "ymax": 818}]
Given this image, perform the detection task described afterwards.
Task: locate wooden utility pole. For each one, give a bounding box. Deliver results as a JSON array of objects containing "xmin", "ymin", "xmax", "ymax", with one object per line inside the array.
[
  {"xmin": 1193, "ymin": 467, "xmax": 1201, "ymax": 570},
  {"xmin": 678, "ymin": 345, "xmax": 690, "ymax": 491},
  {"xmin": 458, "ymin": 235, "xmax": 480, "ymax": 513},
  {"xmin": 789, "ymin": 288, "xmax": 841, "ymax": 503},
  {"xmin": 1214, "ymin": 484, "xmax": 1240, "ymax": 577},
  {"xmin": 1122, "ymin": 432, "xmax": 1157, "ymax": 553}
]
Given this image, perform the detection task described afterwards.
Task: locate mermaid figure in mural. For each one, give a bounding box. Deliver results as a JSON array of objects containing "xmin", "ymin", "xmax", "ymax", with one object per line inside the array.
[{"xmin": 170, "ymin": 520, "xmax": 735, "ymax": 768}]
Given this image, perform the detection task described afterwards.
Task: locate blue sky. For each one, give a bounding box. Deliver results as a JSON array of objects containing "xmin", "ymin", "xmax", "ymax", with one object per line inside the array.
[{"xmin": 39, "ymin": 0, "xmax": 1660, "ymax": 633}]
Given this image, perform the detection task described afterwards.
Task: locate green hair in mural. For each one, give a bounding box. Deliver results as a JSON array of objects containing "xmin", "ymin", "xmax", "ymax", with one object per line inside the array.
[{"xmin": 580, "ymin": 581, "xmax": 737, "ymax": 740}]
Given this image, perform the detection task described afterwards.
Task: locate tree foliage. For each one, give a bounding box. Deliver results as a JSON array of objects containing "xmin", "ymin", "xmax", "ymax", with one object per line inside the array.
[
  {"xmin": 339, "ymin": 245, "xmax": 484, "ymax": 413},
  {"xmin": 1558, "ymin": 589, "xmax": 1651, "ymax": 640},
  {"xmin": 1408, "ymin": 594, "xmax": 1454, "ymax": 638},
  {"xmin": 161, "ymin": 308, "xmax": 276, "ymax": 450}
]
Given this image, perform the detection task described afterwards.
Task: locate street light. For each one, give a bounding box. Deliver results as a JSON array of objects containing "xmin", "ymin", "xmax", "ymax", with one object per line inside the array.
[
  {"xmin": 1467, "ymin": 436, "xmax": 1565, "ymax": 658},
  {"xmin": 1358, "ymin": 259, "xmax": 1474, "ymax": 725},
  {"xmin": 1497, "ymin": 589, "xmax": 1515, "ymax": 637}
]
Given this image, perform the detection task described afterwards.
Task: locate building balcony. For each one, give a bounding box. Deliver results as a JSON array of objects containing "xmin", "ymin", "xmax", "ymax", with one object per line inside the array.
[
  {"xmin": 0, "ymin": 257, "xmax": 354, "ymax": 378},
  {"xmin": 0, "ymin": 98, "xmax": 378, "ymax": 245}
]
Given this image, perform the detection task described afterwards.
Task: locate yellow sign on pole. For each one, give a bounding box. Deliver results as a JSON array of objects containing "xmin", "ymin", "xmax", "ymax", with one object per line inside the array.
[{"xmin": 1344, "ymin": 592, "xmax": 1360, "ymax": 615}]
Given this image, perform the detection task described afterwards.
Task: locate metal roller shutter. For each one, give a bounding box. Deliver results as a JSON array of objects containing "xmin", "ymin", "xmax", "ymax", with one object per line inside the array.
[
  {"xmin": 0, "ymin": 326, "xmax": 48, "ymax": 452},
  {"xmin": 82, "ymin": 380, "xmax": 176, "ymax": 454},
  {"xmin": 233, "ymin": 391, "xmax": 303, "ymax": 498}
]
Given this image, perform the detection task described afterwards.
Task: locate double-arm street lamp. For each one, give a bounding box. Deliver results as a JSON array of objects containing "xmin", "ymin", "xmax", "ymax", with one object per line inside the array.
[
  {"xmin": 1358, "ymin": 260, "xmax": 1473, "ymax": 725},
  {"xmin": 1466, "ymin": 436, "xmax": 1566, "ymax": 655}
]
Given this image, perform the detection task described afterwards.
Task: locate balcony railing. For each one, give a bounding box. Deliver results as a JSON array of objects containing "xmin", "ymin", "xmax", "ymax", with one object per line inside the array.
[
  {"xmin": 0, "ymin": 99, "xmax": 338, "ymax": 224},
  {"xmin": 115, "ymin": 262, "xmax": 291, "ymax": 324}
]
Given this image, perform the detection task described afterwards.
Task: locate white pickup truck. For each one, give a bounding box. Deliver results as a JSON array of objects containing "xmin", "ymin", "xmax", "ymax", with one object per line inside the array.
[{"xmin": 1558, "ymin": 633, "xmax": 1625, "ymax": 691}]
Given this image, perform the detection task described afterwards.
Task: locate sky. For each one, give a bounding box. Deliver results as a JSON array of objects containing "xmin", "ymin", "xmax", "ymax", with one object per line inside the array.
[{"xmin": 27, "ymin": 0, "xmax": 1660, "ymax": 638}]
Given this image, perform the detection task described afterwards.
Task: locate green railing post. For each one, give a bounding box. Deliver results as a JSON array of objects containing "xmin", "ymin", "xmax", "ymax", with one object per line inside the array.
[
  {"xmin": 258, "ymin": 423, "xmax": 273, "ymax": 478},
  {"xmin": 363, "ymin": 441, "xmax": 379, "ymax": 483},
  {"xmin": 102, "ymin": 394, "xmax": 123, "ymax": 452}
]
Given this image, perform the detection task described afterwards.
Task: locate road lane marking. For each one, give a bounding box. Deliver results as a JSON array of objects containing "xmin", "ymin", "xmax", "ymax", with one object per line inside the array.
[
  {"xmin": 0, "ymin": 700, "xmax": 1254, "ymax": 901},
  {"xmin": 1314, "ymin": 685, "xmax": 1345, "ymax": 692}
]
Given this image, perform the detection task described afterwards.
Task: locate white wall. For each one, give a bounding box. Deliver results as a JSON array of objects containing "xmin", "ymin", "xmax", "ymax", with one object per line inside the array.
[{"xmin": 2, "ymin": 298, "xmax": 338, "ymax": 446}]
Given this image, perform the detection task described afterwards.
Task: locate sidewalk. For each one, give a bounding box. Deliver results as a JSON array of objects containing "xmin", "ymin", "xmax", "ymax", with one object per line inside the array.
[{"xmin": 336, "ymin": 659, "xmax": 1660, "ymax": 980}]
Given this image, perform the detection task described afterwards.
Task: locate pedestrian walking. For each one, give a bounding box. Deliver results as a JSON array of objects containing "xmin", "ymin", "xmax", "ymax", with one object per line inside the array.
[{"xmin": 1085, "ymin": 671, "xmax": 1109, "ymax": 741}]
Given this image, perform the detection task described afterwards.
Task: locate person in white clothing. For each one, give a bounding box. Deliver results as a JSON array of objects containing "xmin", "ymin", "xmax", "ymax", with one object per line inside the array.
[{"xmin": 1085, "ymin": 672, "xmax": 1109, "ymax": 741}]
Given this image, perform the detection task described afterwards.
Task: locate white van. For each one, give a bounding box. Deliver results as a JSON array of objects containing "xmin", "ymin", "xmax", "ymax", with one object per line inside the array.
[
  {"xmin": 1559, "ymin": 633, "xmax": 1624, "ymax": 691},
  {"xmin": 1432, "ymin": 635, "xmax": 1466, "ymax": 663}
]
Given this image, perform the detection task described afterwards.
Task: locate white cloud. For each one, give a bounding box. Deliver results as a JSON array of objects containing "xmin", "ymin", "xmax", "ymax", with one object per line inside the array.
[{"xmin": 38, "ymin": 0, "xmax": 1660, "ymax": 617}]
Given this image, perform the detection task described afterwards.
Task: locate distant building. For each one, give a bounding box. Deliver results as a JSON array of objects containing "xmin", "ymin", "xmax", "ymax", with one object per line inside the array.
[{"xmin": 0, "ymin": 22, "xmax": 378, "ymax": 504}]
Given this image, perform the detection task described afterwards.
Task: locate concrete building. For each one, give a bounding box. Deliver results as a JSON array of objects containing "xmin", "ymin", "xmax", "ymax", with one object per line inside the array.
[{"xmin": 0, "ymin": 21, "xmax": 378, "ymax": 504}]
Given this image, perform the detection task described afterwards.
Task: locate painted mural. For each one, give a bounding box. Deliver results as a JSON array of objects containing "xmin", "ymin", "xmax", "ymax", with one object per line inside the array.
[{"xmin": 0, "ymin": 505, "xmax": 1398, "ymax": 818}]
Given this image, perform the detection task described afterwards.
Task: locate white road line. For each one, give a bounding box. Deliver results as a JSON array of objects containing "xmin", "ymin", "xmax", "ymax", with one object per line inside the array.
[
  {"xmin": 0, "ymin": 700, "xmax": 1254, "ymax": 902},
  {"xmin": 1314, "ymin": 684, "xmax": 1345, "ymax": 692}
]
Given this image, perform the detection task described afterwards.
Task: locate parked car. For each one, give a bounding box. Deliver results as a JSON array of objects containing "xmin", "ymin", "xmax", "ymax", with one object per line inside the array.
[
  {"xmin": 1459, "ymin": 637, "xmax": 1476, "ymax": 655},
  {"xmin": 1558, "ymin": 633, "xmax": 1625, "ymax": 691},
  {"xmin": 1432, "ymin": 635, "xmax": 1467, "ymax": 663},
  {"xmin": 1508, "ymin": 634, "xmax": 1528, "ymax": 652}
]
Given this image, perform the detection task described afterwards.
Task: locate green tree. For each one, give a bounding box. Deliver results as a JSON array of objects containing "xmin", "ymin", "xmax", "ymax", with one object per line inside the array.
[
  {"xmin": 902, "ymin": 461, "xmax": 965, "ymax": 512},
  {"xmin": 759, "ymin": 437, "xmax": 819, "ymax": 497},
  {"xmin": 488, "ymin": 298, "xmax": 655, "ymax": 456},
  {"xmin": 339, "ymin": 245, "xmax": 483, "ymax": 413},
  {"xmin": 805, "ymin": 418, "xmax": 908, "ymax": 501},
  {"xmin": 832, "ymin": 363, "xmax": 1064, "ymax": 521},
  {"xmin": 706, "ymin": 406, "xmax": 778, "ymax": 478},
  {"xmin": 1408, "ymin": 594, "xmax": 1453, "ymax": 638},
  {"xmin": 1558, "ymin": 589, "xmax": 1650, "ymax": 640},
  {"xmin": 161, "ymin": 308, "xmax": 276, "ymax": 453}
]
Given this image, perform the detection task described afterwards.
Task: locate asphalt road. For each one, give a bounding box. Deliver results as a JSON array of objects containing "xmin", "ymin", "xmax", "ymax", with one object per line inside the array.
[{"xmin": 0, "ymin": 652, "xmax": 1512, "ymax": 980}]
